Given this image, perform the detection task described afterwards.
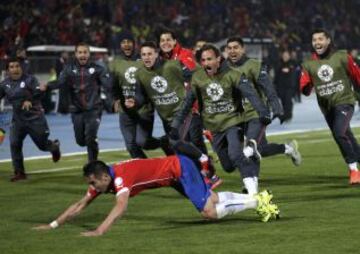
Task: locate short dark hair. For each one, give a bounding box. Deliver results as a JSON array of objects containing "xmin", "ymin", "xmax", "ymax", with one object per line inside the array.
[
  {"xmin": 226, "ymin": 37, "xmax": 244, "ymax": 47},
  {"xmin": 157, "ymin": 27, "xmax": 177, "ymax": 41},
  {"xmin": 311, "ymin": 28, "xmax": 332, "ymax": 39},
  {"xmin": 311, "ymin": 28, "xmax": 334, "ymax": 52},
  {"xmin": 199, "ymin": 44, "xmax": 221, "ymax": 58},
  {"xmin": 83, "ymin": 160, "xmax": 109, "ymax": 178},
  {"xmin": 75, "ymin": 42, "xmax": 90, "ymax": 52},
  {"xmin": 5, "ymin": 57, "xmax": 21, "ymax": 70},
  {"xmin": 140, "ymin": 41, "xmax": 158, "ymax": 51}
]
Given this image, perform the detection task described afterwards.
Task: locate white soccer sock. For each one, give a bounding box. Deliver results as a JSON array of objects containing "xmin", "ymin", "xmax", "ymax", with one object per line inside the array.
[
  {"xmin": 243, "ymin": 177, "xmax": 258, "ymax": 195},
  {"xmin": 215, "ymin": 196, "xmax": 257, "ymax": 219},
  {"xmin": 243, "ymin": 146, "xmax": 254, "ymax": 158},
  {"xmin": 217, "ymin": 191, "xmax": 252, "ymax": 203},
  {"xmin": 348, "ymin": 162, "xmax": 358, "ymax": 171},
  {"xmin": 284, "ymin": 144, "xmax": 293, "ymax": 155},
  {"xmin": 253, "ymin": 176, "xmax": 259, "ymax": 192},
  {"xmin": 199, "ymin": 154, "xmax": 208, "ymax": 162}
]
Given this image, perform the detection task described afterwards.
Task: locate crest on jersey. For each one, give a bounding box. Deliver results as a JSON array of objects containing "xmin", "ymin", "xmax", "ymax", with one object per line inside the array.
[
  {"xmin": 206, "ymin": 83, "xmax": 224, "ymax": 101},
  {"xmin": 114, "ymin": 177, "xmax": 123, "ymax": 187},
  {"xmin": 317, "ymin": 64, "xmax": 334, "ymax": 82},
  {"xmin": 89, "ymin": 67, "xmax": 95, "ymax": 74},
  {"xmin": 151, "ymin": 76, "xmax": 168, "ymax": 93},
  {"xmin": 20, "ymin": 81, "xmax": 25, "ymax": 88},
  {"xmin": 124, "ymin": 66, "xmax": 138, "ymax": 84}
]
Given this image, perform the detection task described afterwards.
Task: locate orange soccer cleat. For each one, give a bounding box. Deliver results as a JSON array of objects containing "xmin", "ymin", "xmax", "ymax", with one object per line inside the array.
[{"xmin": 349, "ymin": 170, "xmax": 360, "ymax": 185}]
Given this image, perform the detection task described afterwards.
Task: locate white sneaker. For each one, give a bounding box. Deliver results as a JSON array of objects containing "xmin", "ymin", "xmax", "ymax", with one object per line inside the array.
[
  {"xmin": 248, "ymin": 139, "xmax": 262, "ymax": 161},
  {"xmin": 287, "ymin": 140, "xmax": 302, "ymax": 166}
]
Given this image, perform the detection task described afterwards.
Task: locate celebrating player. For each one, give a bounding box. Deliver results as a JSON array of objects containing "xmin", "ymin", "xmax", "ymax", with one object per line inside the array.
[
  {"xmin": 300, "ymin": 28, "xmax": 360, "ymax": 184},
  {"xmin": 0, "ymin": 58, "xmax": 61, "ymax": 181},
  {"xmin": 171, "ymin": 44, "xmax": 270, "ymax": 195},
  {"xmin": 41, "ymin": 43, "xmax": 112, "ymax": 162},
  {"xmin": 226, "ymin": 36, "xmax": 301, "ymax": 166}
]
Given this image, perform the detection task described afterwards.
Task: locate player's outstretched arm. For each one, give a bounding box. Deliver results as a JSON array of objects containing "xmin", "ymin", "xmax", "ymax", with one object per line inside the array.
[
  {"xmin": 32, "ymin": 194, "xmax": 93, "ymax": 231},
  {"xmin": 81, "ymin": 190, "xmax": 130, "ymax": 237}
]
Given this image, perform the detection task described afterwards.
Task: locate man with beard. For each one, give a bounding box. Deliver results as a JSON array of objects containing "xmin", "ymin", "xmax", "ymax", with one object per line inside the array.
[
  {"xmin": 226, "ymin": 37, "xmax": 301, "ymax": 167},
  {"xmin": 300, "ymin": 28, "xmax": 360, "ymax": 184},
  {"xmin": 171, "ymin": 44, "xmax": 271, "ymax": 195},
  {"xmin": 0, "ymin": 58, "xmax": 60, "ymax": 181},
  {"xmin": 41, "ymin": 43, "xmax": 112, "ymax": 162},
  {"xmin": 111, "ymin": 32, "xmax": 171, "ymax": 158}
]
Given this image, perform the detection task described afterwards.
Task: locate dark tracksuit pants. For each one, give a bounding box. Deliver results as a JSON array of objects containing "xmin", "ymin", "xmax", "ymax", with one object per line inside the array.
[
  {"xmin": 119, "ymin": 112, "xmax": 159, "ymax": 158},
  {"xmin": 212, "ymin": 125, "xmax": 258, "ymax": 178},
  {"xmin": 10, "ymin": 117, "xmax": 56, "ymax": 173},
  {"xmin": 71, "ymin": 109, "xmax": 102, "ymax": 162},
  {"xmin": 324, "ymin": 104, "xmax": 360, "ymax": 164},
  {"xmin": 163, "ymin": 113, "xmax": 207, "ymax": 158},
  {"xmin": 187, "ymin": 114, "xmax": 208, "ymax": 155},
  {"xmin": 243, "ymin": 118, "xmax": 285, "ymax": 158}
]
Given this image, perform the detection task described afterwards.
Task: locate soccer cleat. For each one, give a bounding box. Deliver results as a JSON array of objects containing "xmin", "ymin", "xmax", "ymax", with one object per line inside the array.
[
  {"xmin": 254, "ymin": 190, "xmax": 280, "ymax": 222},
  {"xmin": 248, "ymin": 139, "xmax": 262, "ymax": 161},
  {"xmin": 258, "ymin": 203, "xmax": 280, "ymax": 222},
  {"xmin": 51, "ymin": 139, "xmax": 61, "ymax": 163},
  {"xmin": 349, "ymin": 170, "xmax": 360, "ymax": 185},
  {"xmin": 255, "ymin": 190, "xmax": 273, "ymax": 207},
  {"xmin": 10, "ymin": 172, "xmax": 27, "ymax": 182},
  {"xmin": 268, "ymin": 203, "xmax": 281, "ymax": 220},
  {"xmin": 287, "ymin": 140, "xmax": 302, "ymax": 166}
]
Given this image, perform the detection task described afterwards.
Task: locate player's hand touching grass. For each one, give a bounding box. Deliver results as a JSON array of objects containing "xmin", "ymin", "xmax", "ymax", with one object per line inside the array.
[
  {"xmin": 81, "ymin": 229, "xmax": 104, "ymax": 237},
  {"xmin": 32, "ymin": 224, "xmax": 53, "ymax": 230}
]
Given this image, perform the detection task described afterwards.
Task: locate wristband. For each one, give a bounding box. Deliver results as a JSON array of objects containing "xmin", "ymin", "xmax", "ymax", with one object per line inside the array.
[{"xmin": 49, "ymin": 220, "xmax": 59, "ymax": 229}]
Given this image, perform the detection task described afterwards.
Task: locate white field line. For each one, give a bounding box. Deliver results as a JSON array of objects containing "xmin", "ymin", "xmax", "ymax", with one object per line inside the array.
[
  {"xmin": 0, "ymin": 128, "xmax": 319, "ymax": 164},
  {"xmin": 0, "ymin": 148, "xmax": 123, "ymax": 163},
  {"xmin": 29, "ymin": 160, "xmax": 119, "ymax": 174},
  {"xmin": 2, "ymin": 126, "xmax": 360, "ymax": 174}
]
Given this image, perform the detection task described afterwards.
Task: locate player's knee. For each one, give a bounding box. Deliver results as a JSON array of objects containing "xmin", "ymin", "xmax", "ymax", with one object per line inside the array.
[
  {"xmin": 220, "ymin": 161, "xmax": 236, "ymax": 173},
  {"xmin": 136, "ymin": 137, "xmax": 147, "ymax": 148},
  {"xmin": 76, "ymin": 139, "xmax": 86, "ymax": 146},
  {"xmin": 223, "ymin": 166, "xmax": 236, "ymax": 173},
  {"xmin": 201, "ymin": 208, "xmax": 218, "ymax": 220},
  {"xmin": 74, "ymin": 135, "xmax": 85, "ymax": 146},
  {"xmin": 37, "ymin": 144, "xmax": 48, "ymax": 151},
  {"xmin": 85, "ymin": 137, "xmax": 97, "ymax": 147}
]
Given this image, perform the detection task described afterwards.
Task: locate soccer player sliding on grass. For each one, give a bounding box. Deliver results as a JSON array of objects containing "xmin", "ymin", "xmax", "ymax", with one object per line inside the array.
[{"xmin": 33, "ymin": 155, "xmax": 279, "ymax": 237}]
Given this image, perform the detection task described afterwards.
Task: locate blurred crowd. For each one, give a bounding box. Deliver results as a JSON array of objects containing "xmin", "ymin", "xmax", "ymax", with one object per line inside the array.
[
  {"xmin": 1, "ymin": 0, "xmax": 360, "ymax": 59},
  {"xmin": 2, "ymin": 0, "xmax": 360, "ymax": 120}
]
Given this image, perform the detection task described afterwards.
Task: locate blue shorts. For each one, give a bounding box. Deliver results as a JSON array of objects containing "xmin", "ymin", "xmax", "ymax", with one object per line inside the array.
[{"xmin": 178, "ymin": 155, "xmax": 211, "ymax": 211}]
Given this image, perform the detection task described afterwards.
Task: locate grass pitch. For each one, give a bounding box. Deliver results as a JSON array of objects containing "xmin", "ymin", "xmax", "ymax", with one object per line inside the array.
[{"xmin": 0, "ymin": 128, "xmax": 360, "ymax": 254}]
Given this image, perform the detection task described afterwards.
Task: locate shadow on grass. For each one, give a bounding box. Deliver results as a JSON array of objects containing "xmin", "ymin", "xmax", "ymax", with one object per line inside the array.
[
  {"xmin": 136, "ymin": 215, "xmax": 299, "ymax": 232},
  {"xmin": 280, "ymin": 191, "xmax": 360, "ymax": 204},
  {"xmin": 263, "ymin": 174, "xmax": 347, "ymax": 186}
]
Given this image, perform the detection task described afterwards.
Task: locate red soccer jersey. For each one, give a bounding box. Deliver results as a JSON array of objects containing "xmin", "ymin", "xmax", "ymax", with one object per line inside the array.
[{"xmin": 87, "ymin": 156, "xmax": 182, "ymax": 199}]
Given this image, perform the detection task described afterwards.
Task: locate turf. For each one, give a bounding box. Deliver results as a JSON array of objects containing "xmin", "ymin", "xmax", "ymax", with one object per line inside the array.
[{"xmin": 0, "ymin": 128, "xmax": 360, "ymax": 254}]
